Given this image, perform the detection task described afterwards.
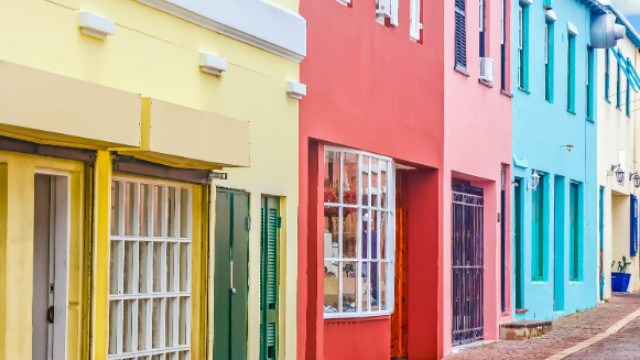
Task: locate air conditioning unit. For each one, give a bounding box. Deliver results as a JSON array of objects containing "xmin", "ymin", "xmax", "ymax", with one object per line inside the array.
[
  {"xmin": 479, "ymin": 57, "xmax": 494, "ymax": 83},
  {"xmin": 376, "ymin": 0, "xmax": 391, "ymax": 18}
]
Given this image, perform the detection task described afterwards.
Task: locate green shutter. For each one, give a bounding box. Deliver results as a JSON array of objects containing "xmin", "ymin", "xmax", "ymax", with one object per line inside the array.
[{"xmin": 261, "ymin": 197, "xmax": 279, "ymax": 360}]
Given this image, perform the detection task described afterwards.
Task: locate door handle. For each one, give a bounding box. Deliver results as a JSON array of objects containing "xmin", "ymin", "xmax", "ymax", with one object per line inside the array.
[
  {"xmin": 47, "ymin": 306, "xmax": 54, "ymax": 324},
  {"xmin": 230, "ymin": 260, "xmax": 235, "ymax": 295}
]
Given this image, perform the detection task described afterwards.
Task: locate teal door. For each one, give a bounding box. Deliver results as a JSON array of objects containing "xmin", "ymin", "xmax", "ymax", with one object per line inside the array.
[
  {"xmin": 260, "ymin": 197, "xmax": 280, "ymax": 360},
  {"xmin": 214, "ymin": 188, "xmax": 249, "ymax": 360}
]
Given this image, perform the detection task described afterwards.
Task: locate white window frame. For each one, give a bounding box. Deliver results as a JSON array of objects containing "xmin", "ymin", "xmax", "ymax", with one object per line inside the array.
[
  {"xmin": 108, "ymin": 177, "xmax": 193, "ymax": 360},
  {"xmin": 323, "ymin": 146, "xmax": 396, "ymax": 319}
]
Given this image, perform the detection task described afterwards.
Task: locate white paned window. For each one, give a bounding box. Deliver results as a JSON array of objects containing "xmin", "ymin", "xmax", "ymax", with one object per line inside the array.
[
  {"xmin": 410, "ymin": 0, "xmax": 422, "ymax": 41},
  {"xmin": 375, "ymin": 0, "xmax": 399, "ymax": 27},
  {"xmin": 323, "ymin": 147, "xmax": 395, "ymax": 318},
  {"xmin": 109, "ymin": 178, "xmax": 192, "ymax": 360}
]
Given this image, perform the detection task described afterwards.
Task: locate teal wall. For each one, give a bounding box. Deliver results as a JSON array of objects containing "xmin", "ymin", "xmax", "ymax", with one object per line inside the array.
[{"xmin": 511, "ymin": 0, "xmax": 598, "ymax": 320}]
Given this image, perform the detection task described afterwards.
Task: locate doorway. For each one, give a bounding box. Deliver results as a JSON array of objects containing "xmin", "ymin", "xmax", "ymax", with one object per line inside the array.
[
  {"xmin": 451, "ymin": 182, "xmax": 484, "ymax": 345},
  {"xmin": 514, "ymin": 177, "xmax": 524, "ymax": 310},
  {"xmin": 32, "ymin": 173, "xmax": 69, "ymax": 360},
  {"xmin": 213, "ymin": 188, "xmax": 249, "ymax": 360}
]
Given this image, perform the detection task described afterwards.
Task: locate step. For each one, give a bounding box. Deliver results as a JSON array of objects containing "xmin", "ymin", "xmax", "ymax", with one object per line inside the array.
[{"xmin": 499, "ymin": 320, "xmax": 553, "ymax": 340}]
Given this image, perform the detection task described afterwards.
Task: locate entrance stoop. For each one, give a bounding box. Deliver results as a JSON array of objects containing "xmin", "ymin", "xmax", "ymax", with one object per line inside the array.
[{"xmin": 499, "ymin": 320, "xmax": 553, "ymax": 340}]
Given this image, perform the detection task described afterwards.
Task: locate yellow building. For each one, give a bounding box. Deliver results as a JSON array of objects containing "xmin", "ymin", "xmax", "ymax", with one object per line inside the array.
[
  {"xmin": 596, "ymin": 5, "xmax": 640, "ymax": 300},
  {"xmin": 0, "ymin": 0, "xmax": 305, "ymax": 359}
]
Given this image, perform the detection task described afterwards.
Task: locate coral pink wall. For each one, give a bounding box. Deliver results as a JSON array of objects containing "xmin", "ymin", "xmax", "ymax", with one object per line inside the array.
[
  {"xmin": 298, "ymin": 0, "xmax": 446, "ymax": 358},
  {"xmin": 324, "ymin": 317, "xmax": 391, "ymax": 360},
  {"xmin": 440, "ymin": 0, "xmax": 513, "ymax": 356}
]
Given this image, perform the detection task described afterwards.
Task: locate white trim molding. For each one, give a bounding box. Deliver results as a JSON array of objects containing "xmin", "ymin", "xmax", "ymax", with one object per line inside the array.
[{"xmin": 136, "ymin": 0, "xmax": 306, "ymax": 62}]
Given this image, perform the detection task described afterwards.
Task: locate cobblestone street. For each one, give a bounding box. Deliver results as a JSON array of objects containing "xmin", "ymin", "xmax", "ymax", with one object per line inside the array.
[{"xmin": 445, "ymin": 292, "xmax": 640, "ymax": 360}]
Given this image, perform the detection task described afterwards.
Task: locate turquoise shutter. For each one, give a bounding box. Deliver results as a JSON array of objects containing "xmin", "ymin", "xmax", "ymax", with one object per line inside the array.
[{"xmin": 261, "ymin": 198, "xmax": 280, "ymax": 360}]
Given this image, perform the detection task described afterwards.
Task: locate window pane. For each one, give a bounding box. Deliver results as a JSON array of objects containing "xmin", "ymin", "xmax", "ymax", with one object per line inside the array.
[
  {"xmin": 341, "ymin": 261, "xmax": 357, "ymax": 313},
  {"xmin": 343, "ymin": 152, "xmax": 358, "ymax": 205},
  {"xmin": 361, "ymin": 155, "xmax": 370, "ymax": 206},
  {"xmin": 167, "ymin": 243, "xmax": 176, "ymax": 292},
  {"xmin": 371, "ymin": 210, "xmax": 379, "ymax": 259},
  {"xmin": 179, "ymin": 297, "xmax": 190, "ymax": 345},
  {"xmin": 110, "ymin": 241, "xmax": 120, "ymax": 295},
  {"xmin": 153, "ymin": 243, "xmax": 163, "ymax": 292},
  {"xmin": 362, "ymin": 210, "xmax": 370, "ymax": 259},
  {"xmin": 361, "ymin": 262, "xmax": 370, "ymax": 311},
  {"xmin": 139, "ymin": 242, "xmax": 150, "ymax": 293},
  {"xmin": 324, "ymin": 206, "xmax": 339, "ymax": 258},
  {"xmin": 371, "ymin": 158, "xmax": 379, "ymax": 207},
  {"xmin": 324, "ymin": 260, "xmax": 339, "ymax": 313},
  {"xmin": 168, "ymin": 188, "xmax": 177, "ymax": 238},
  {"xmin": 324, "ymin": 151, "xmax": 341, "ymax": 203},
  {"xmin": 180, "ymin": 243, "xmax": 191, "ymax": 292},
  {"xmin": 380, "ymin": 262, "xmax": 388, "ymax": 310},
  {"xmin": 111, "ymin": 181, "xmax": 121, "ymax": 235},
  {"xmin": 125, "ymin": 182, "xmax": 136, "ymax": 236},
  {"xmin": 140, "ymin": 184, "xmax": 151, "ymax": 237},
  {"xmin": 138, "ymin": 299, "xmax": 149, "ymax": 351},
  {"xmin": 370, "ymin": 262, "xmax": 380, "ymax": 311},
  {"xmin": 180, "ymin": 188, "xmax": 189, "ymax": 238},
  {"xmin": 380, "ymin": 161, "xmax": 388, "ymax": 209},
  {"xmin": 124, "ymin": 242, "xmax": 136, "ymax": 294},
  {"xmin": 166, "ymin": 297, "xmax": 175, "ymax": 347},
  {"xmin": 153, "ymin": 186, "xmax": 164, "ymax": 237},
  {"xmin": 342, "ymin": 207, "xmax": 357, "ymax": 258},
  {"xmin": 123, "ymin": 300, "xmax": 135, "ymax": 353},
  {"xmin": 381, "ymin": 212, "xmax": 388, "ymax": 260},
  {"xmin": 179, "ymin": 352, "xmax": 190, "ymax": 360},
  {"xmin": 152, "ymin": 298, "xmax": 163, "ymax": 349},
  {"xmin": 109, "ymin": 301, "xmax": 119, "ymax": 354}
]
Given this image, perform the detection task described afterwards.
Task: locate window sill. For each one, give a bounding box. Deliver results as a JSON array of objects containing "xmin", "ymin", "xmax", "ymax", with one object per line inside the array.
[
  {"xmin": 324, "ymin": 312, "xmax": 393, "ymax": 320},
  {"xmin": 517, "ymin": 86, "xmax": 530, "ymax": 95},
  {"xmin": 567, "ymin": 109, "xmax": 576, "ymax": 115},
  {"xmin": 454, "ymin": 65, "xmax": 470, "ymax": 77},
  {"xmin": 515, "ymin": 308, "xmax": 529, "ymax": 314},
  {"xmin": 531, "ymin": 277, "xmax": 546, "ymax": 283},
  {"xmin": 605, "ymin": 98, "xmax": 611, "ymax": 104},
  {"xmin": 479, "ymin": 79, "xmax": 494, "ymax": 88},
  {"xmin": 501, "ymin": 89, "xmax": 514, "ymax": 98},
  {"xmin": 586, "ymin": 117, "xmax": 595, "ymax": 123},
  {"xmin": 569, "ymin": 279, "xmax": 582, "ymax": 283}
]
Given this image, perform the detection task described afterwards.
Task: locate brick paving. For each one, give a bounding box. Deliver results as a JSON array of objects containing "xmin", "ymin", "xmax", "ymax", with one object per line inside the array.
[{"xmin": 444, "ymin": 292, "xmax": 640, "ymax": 360}]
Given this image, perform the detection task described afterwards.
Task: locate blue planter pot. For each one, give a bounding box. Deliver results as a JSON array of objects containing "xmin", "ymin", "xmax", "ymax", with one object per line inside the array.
[{"xmin": 612, "ymin": 272, "xmax": 631, "ymax": 292}]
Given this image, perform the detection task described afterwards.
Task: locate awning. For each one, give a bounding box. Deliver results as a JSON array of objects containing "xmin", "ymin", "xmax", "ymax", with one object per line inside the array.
[{"xmin": 611, "ymin": 48, "xmax": 640, "ymax": 92}]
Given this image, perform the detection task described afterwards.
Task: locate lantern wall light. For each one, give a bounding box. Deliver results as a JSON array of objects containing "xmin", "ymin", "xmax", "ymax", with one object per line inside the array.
[
  {"xmin": 630, "ymin": 171, "xmax": 640, "ymax": 188},
  {"xmin": 611, "ymin": 164, "xmax": 625, "ymax": 185},
  {"xmin": 528, "ymin": 170, "xmax": 541, "ymax": 190}
]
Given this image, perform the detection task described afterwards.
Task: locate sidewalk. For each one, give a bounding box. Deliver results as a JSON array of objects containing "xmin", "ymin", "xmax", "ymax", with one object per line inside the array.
[{"xmin": 444, "ymin": 292, "xmax": 640, "ymax": 360}]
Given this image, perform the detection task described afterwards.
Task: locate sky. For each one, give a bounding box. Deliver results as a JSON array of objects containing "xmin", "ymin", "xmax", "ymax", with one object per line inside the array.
[{"xmin": 610, "ymin": 0, "xmax": 640, "ymax": 33}]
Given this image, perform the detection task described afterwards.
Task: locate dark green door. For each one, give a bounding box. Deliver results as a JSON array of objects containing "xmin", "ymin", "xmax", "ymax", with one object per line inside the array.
[
  {"xmin": 260, "ymin": 197, "xmax": 280, "ymax": 360},
  {"xmin": 214, "ymin": 188, "xmax": 249, "ymax": 360}
]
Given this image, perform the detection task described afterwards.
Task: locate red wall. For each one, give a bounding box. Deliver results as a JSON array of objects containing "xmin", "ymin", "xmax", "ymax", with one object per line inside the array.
[{"xmin": 299, "ymin": 0, "xmax": 447, "ymax": 358}]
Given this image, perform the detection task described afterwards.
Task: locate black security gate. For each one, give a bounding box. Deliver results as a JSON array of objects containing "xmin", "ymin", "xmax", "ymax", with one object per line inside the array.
[{"xmin": 452, "ymin": 183, "xmax": 484, "ymax": 345}]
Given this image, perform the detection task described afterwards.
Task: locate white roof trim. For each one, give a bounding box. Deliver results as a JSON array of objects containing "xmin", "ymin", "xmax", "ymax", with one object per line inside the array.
[
  {"xmin": 568, "ymin": 21, "xmax": 579, "ymax": 36},
  {"xmin": 136, "ymin": 0, "xmax": 306, "ymax": 62}
]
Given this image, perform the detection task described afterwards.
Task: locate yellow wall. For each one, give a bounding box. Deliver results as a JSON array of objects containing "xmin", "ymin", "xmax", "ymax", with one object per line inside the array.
[{"xmin": 0, "ymin": 0, "xmax": 300, "ymax": 358}]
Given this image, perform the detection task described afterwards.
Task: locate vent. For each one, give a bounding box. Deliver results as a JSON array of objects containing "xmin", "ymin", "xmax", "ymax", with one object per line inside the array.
[{"xmin": 479, "ymin": 57, "xmax": 494, "ymax": 82}]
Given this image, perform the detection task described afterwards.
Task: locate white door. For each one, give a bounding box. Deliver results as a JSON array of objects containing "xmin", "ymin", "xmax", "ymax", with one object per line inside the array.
[{"xmin": 32, "ymin": 173, "xmax": 69, "ymax": 360}]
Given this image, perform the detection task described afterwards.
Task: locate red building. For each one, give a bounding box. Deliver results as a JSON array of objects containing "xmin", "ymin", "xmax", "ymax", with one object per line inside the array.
[{"xmin": 298, "ymin": 0, "xmax": 512, "ymax": 357}]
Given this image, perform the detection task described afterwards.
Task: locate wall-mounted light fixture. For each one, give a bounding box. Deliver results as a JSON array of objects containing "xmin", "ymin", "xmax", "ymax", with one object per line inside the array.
[
  {"xmin": 630, "ymin": 171, "xmax": 640, "ymax": 188},
  {"xmin": 78, "ymin": 10, "xmax": 115, "ymax": 40},
  {"xmin": 528, "ymin": 170, "xmax": 540, "ymax": 190},
  {"xmin": 286, "ymin": 81, "xmax": 307, "ymax": 100},
  {"xmin": 199, "ymin": 52, "xmax": 227, "ymax": 76},
  {"xmin": 612, "ymin": 164, "xmax": 625, "ymax": 185},
  {"xmin": 209, "ymin": 171, "xmax": 228, "ymax": 180}
]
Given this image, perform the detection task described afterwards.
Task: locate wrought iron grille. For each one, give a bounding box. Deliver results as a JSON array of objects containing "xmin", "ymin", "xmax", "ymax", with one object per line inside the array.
[{"xmin": 452, "ymin": 183, "xmax": 484, "ymax": 346}]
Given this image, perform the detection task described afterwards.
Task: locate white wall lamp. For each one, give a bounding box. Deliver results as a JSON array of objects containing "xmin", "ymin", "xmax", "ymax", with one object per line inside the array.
[
  {"xmin": 286, "ymin": 81, "xmax": 307, "ymax": 100},
  {"xmin": 630, "ymin": 171, "xmax": 640, "ymax": 188},
  {"xmin": 199, "ymin": 52, "xmax": 227, "ymax": 76},
  {"xmin": 78, "ymin": 10, "xmax": 115, "ymax": 40},
  {"xmin": 612, "ymin": 164, "xmax": 625, "ymax": 185},
  {"xmin": 528, "ymin": 170, "xmax": 541, "ymax": 190}
]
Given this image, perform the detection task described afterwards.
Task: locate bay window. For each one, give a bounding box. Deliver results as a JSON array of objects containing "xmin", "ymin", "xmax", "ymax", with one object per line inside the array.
[{"xmin": 323, "ymin": 147, "xmax": 395, "ymax": 318}]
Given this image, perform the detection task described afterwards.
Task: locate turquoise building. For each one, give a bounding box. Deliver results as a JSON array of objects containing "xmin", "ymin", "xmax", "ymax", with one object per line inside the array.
[{"xmin": 511, "ymin": 0, "xmax": 605, "ymax": 320}]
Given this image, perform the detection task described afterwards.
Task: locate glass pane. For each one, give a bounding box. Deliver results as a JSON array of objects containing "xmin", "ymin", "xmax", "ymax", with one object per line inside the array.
[
  {"xmin": 342, "ymin": 207, "xmax": 357, "ymax": 258},
  {"xmin": 361, "ymin": 262, "xmax": 370, "ymax": 311},
  {"xmin": 111, "ymin": 181, "xmax": 120, "ymax": 235},
  {"xmin": 167, "ymin": 243, "xmax": 175, "ymax": 292},
  {"xmin": 179, "ymin": 352, "xmax": 190, "ymax": 360},
  {"xmin": 179, "ymin": 297, "xmax": 190, "ymax": 345},
  {"xmin": 138, "ymin": 299, "xmax": 149, "ymax": 351},
  {"xmin": 380, "ymin": 262, "xmax": 388, "ymax": 311},
  {"xmin": 152, "ymin": 298, "xmax": 162, "ymax": 349},
  {"xmin": 180, "ymin": 188, "xmax": 189, "ymax": 238},
  {"xmin": 324, "ymin": 206, "xmax": 339, "ymax": 258},
  {"xmin": 139, "ymin": 242, "xmax": 150, "ymax": 293},
  {"xmin": 341, "ymin": 261, "xmax": 357, "ymax": 313},
  {"xmin": 152, "ymin": 355, "xmax": 165, "ymax": 360},
  {"xmin": 180, "ymin": 243, "xmax": 191, "ymax": 292},
  {"xmin": 371, "ymin": 158, "xmax": 379, "ymax": 207},
  {"xmin": 124, "ymin": 241, "xmax": 136, "ymax": 294},
  {"xmin": 168, "ymin": 187, "xmax": 177, "ymax": 238},
  {"xmin": 371, "ymin": 210, "xmax": 379, "ymax": 259},
  {"xmin": 381, "ymin": 212, "xmax": 388, "ymax": 260},
  {"xmin": 109, "ymin": 300, "xmax": 119, "ymax": 354},
  {"xmin": 110, "ymin": 241, "xmax": 120, "ymax": 295},
  {"xmin": 153, "ymin": 186, "xmax": 164, "ymax": 237},
  {"xmin": 323, "ymin": 260, "xmax": 339, "ymax": 313},
  {"xmin": 361, "ymin": 210, "xmax": 370, "ymax": 259},
  {"xmin": 140, "ymin": 184, "xmax": 151, "ymax": 237},
  {"xmin": 125, "ymin": 182, "xmax": 136, "ymax": 236},
  {"xmin": 380, "ymin": 161, "xmax": 388, "ymax": 209},
  {"xmin": 166, "ymin": 297, "xmax": 175, "ymax": 347},
  {"xmin": 361, "ymin": 155, "xmax": 370, "ymax": 206},
  {"xmin": 123, "ymin": 300, "xmax": 134, "ymax": 353},
  {"xmin": 343, "ymin": 152, "xmax": 358, "ymax": 205},
  {"xmin": 153, "ymin": 243, "xmax": 163, "ymax": 292},
  {"xmin": 370, "ymin": 262, "xmax": 380, "ymax": 311},
  {"xmin": 324, "ymin": 150, "xmax": 341, "ymax": 203}
]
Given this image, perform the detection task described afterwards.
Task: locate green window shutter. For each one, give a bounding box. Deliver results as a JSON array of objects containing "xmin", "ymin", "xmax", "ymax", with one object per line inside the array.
[{"xmin": 261, "ymin": 198, "xmax": 279, "ymax": 360}]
